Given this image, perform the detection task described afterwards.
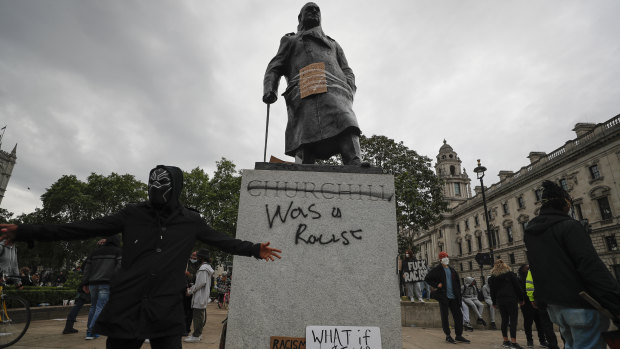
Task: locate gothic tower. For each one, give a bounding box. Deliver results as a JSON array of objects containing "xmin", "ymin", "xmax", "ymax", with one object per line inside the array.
[
  {"xmin": 435, "ymin": 140, "xmax": 471, "ymax": 209},
  {"xmin": 0, "ymin": 143, "xmax": 17, "ymax": 206}
]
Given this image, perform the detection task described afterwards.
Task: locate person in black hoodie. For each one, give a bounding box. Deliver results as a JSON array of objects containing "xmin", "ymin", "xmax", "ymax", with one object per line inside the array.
[
  {"xmin": 489, "ymin": 259, "xmax": 524, "ymax": 349},
  {"xmin": 425, "ymin": 251, "xmax": 471, "ymax": 344},
  {"xmin": 83, "ymin": 236, "xmax": 122, "ymax": 340},
  {"xmin": 524, "ymin": 180, "xmax": 620, "ymax": 349},
  {"xmin": 0, "ymin": 165, "xmax": 282, "ymax": 349}
]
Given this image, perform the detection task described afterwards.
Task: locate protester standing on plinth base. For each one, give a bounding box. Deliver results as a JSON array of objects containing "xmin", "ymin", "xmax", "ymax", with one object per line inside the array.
[
  {"xmin": 184, "ymin": 249, "xmax": 213, "ymax": 343},
  {"xmin": 489, "ymin": 259, "xmax": 524, "ymax": 349},
  {"xmin": 525, "ymin": 180, "xmax": 620, "ymax": 349},
  {"xmin": 0, "ymin": 165, "xmax": 282, "ymax": 349},
  {"xmin": 425, "ymin": 251, "xmax": 471, "ymax": 344}
]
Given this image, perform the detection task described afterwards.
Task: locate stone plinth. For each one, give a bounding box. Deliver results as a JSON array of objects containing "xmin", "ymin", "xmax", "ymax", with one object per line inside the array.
[{"xmin": 226, "ymin": 168, "xmax": 401, "ymax": 348}]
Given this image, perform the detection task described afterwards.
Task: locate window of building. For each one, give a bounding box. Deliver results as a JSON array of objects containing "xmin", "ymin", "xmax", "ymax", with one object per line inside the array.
[
  {"xmin": 589, "ymin": 165, "xmax": 601, "ymax": 179},
  {"xmin": 467, "ymin": 239, "xmax": 472, "ymax": 254},
  {"xmin": 560, "ymin": 179, "xmax": 569, "ymax": 191},
  {"xmin": 476, "ymin": 235, "xmax": 482, "ymax": 250},
  {"xmin": 598, "ymin": 197, "xmax": 613, "ymax": 220},
  {"xmin": 509, "ymin": 253, "xmax": 515, "ymax": 265},
  {"xmin": 535, "ymin": 189, "xmax": 543, "ymax": 202},
  {"xmin": 450, "ymin": 165, "xmax": 456, "ymax": 175},
  {"xmin": 506, "ymin": 226, "xmax": 513, "ymax": 243},
  {"xmin": 573, "ymin": 203, "xmax": 584, "ymax": 221},
  {"xmin": 488, "ymin": 209, "xmax": 493, "ymax": 220},
  {"xmin": 464, "ymin": 219, "xmax": 469, "ymax": 230},
  {"xmin": 474, "ymin": 215, "xmax": 479, "ymax": 226},
  {"xmin": 502, "ymin": 202, "xmax": 509, "ymax": 215},
  {"xmin": 517, "ymin": 196, "xmax": 525, "ymax": 209},
  {"xmin": 468, "ymin": 261, "xmax": 473, "ymax": 270},
  {"xmin": 455, "ymin": 183, "xmax": 461, "ymax": 196},
  {"xmin": 460, "ymin": 263, "xmax": 463, "ymax": 271},
  {"xmin": 458, "ymin": 242, "xmax": 463, "ymax": 256},
  {"xmin": 496, "ymin": 254, "xmax": 501, "ymax": 261},
  {"xmin": 456, "ymin": 224, "xmax": 461, "ymax": 233},
  {"xmin": 439, "ymin": 243, "xmax": 443, "ymax": 252},
  {"xmin": 439, "ymin": 230, "xmax": 443, "ymax": 238},
  {"xmin": 605, "ymin": 235, "xmax": 618, "ymax": 251}
]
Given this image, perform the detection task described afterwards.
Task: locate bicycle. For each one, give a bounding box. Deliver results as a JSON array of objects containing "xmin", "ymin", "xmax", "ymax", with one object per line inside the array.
[{"xmin": 0, "ymin": 280, "xmax": 31, "ymax": 348}]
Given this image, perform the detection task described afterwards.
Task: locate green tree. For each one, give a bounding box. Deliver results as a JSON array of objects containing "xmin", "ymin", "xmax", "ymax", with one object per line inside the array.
[
  {"xmin": 15, "ymin": 173, "xmax": 147, "ymax": 272},
  {"xmin": 359, "ymin": 135, "xmax": 447, "ymax": 255},
  {"xmin": 183, "ymin": 159, "xmax": 242, "ymax": 268}
]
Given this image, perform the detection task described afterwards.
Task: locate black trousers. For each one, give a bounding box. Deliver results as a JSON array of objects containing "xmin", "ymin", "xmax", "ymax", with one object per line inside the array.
[
  {"xmin": 106, "ymin": 336, "xmax": 182, "ymax": 349},
  {"xmin": 499, "ymin": 302, "xmax": 519, "ymax": 339},
  {"xmin": 538, "ymin": 303, "xmax": 559, "ymax": 348},
  {"xmin": 521, "ymin": 301, "xmax": 544, "ymax": 342},
  {"xmin": 439, "ymin": 298, "xmax": 463, "ymax": 337}
]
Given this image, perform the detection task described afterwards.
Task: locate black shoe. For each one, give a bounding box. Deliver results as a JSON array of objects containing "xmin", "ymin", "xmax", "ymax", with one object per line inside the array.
[
  {"xmin": 539, "ymin": 341, "xmax": 549, "ymax": 348},
  {"xmin": 502, "ymin": 341, "xmax": 512, "ymax": 348},
  {"xmin": 526, "ymin": 340, "xmax": 534, "ymax": 347},
  {"xmin": 480, "ymin": 318, "xmax": 487, "ymax": 326},
  {"xmin": 62, "ymin": 328, "xmax": 78, "ymax": 334},
  {"xmin": 446, "ymin": 336, "xmax": 457, "ymax": 344},
  {"xmin": 463, "ymin": 323, "xmax": 474, "ymax": 332},
  {"xmin": 511, "ymin": 343, "xmax": 524, "ymax": 349},
  {"xmin": 490, "ymin": 322, "xmax": 497, "ymax": 330},
  {"xmin": 455, "ymin": 335, "xmax": 471, "ymax": 343}
]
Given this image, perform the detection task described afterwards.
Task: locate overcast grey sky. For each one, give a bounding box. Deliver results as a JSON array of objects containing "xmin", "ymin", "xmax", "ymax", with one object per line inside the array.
[{"xmin": 1, "ymin": 0, "xmax": 619, "ymax": 215}]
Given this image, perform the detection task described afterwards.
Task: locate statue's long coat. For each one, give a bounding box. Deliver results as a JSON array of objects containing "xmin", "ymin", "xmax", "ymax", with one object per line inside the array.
[{"xmin": 264, "ymin": 27, "xmax": 360, "ymax": 158}]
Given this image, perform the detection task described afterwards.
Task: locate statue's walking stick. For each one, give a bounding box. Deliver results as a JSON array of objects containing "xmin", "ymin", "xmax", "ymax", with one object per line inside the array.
[{"xmin": 263, "ymin": 104, "xmax": 270, "ymax": 162}]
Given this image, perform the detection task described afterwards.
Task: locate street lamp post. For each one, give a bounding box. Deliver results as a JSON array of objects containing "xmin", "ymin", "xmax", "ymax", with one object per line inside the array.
[{"xmin": 474, "ymin": 159, "xmax": 494, "ymax": 284}]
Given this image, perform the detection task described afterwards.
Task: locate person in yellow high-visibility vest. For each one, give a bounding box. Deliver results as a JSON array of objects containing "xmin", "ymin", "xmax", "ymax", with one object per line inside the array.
[{"xmin": 526, "ymin": 270, "xmax": 560, "ymax": 349}]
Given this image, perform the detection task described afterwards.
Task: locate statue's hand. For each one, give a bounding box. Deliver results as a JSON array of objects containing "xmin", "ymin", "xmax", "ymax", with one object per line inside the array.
[{"xmin": 263, "ymin": 92, "xmax": 277, "ymax": 104}]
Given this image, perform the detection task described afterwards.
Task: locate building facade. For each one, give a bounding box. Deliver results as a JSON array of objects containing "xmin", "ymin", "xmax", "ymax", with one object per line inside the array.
[
  {"xmin": 413, "ymin": 114, "xmax": 620, "ymax": 284},
  {"xmin": 0, "ymin": 142, "xmax": 17, "ymax": 206}
]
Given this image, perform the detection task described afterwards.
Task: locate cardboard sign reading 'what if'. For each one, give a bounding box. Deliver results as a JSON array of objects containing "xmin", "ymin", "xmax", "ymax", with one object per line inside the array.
[
  {"xmin": 306, "ymin": 326, "xmax": 381, "ymax": 349},
  {"xmin": 270, "ymin": 336, "xmax": 306, "ymax": 349},
  {"xmin": 299, "ymin": 62, "xmax": 327, "ymax": 99}
]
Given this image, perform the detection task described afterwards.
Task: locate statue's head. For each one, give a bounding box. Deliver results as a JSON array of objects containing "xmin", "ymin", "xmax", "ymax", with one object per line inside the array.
[{"xmin": 298, "ymin": 2, "xmax": 321, "ymax": 31}]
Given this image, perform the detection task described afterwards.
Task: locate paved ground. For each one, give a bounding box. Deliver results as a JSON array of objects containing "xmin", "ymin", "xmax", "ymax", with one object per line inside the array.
[{"xmin": 11, "ymin": 303, "xmax": 551, "ymax": 348}]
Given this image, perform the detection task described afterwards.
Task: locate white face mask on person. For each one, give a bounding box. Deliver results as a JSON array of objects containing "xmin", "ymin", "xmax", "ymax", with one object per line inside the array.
[
  {"xmin": 441, "ymin": 257, "xmax": 449, "ymax": 265},
  {"xmin": 190, "ymin": 258, "xmax": 198, "ymax": 263}
]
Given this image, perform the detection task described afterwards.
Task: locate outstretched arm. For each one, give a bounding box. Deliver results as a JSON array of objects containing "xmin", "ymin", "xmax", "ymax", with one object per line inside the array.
[{"xmin": 259, "ymin": 242, "xmax": 282, "ymax": 262}]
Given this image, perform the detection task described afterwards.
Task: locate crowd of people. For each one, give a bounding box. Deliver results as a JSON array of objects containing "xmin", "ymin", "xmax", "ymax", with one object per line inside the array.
[{"xmin": 420, "ymin": 180, "xmax": 620, "ymax": 349}]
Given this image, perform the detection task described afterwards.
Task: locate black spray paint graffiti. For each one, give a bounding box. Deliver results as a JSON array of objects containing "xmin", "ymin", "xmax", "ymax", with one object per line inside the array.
[{"xmin": 265, "ymin": 201, "xmax": 363, "ymax": 246}]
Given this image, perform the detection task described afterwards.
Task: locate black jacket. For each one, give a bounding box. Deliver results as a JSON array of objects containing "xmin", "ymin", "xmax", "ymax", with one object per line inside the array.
[
  {"xmin": 83, "ymin": 237, "xmax": 122, "ymax": 285},
  {"xmin": 489, "ymin": 271, "xmax": 522, "ymax": 305},
  {"xmin": 425, "ymin": 264, "xmax": 462, "ymax": 303},
  {"xmin": 15, "ymin": 166, "xmax": 262, "ymax": 339},
  {"xmin": 524, "ymin": 207, "xmax": 620, "ymax": 316}
]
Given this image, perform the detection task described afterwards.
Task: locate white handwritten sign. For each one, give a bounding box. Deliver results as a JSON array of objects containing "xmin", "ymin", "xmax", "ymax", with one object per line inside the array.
[
  {"xmin": 402, "ymin": 259, "xmax": 427, "ymax": 282},
  {"xmin": 306, "ymin": 326, "xmax": 381, "ymax": 349}
]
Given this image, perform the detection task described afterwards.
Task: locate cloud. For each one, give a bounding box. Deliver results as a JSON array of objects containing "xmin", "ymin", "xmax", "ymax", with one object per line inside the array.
[{"xmin": 1, "ymin": 0, "xmax": 619, "ymax": 215}]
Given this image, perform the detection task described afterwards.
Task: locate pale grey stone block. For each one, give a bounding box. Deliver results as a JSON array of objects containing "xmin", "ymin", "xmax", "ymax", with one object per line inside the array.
[{"xmin": 226, "ymin": 169, "xmax": 402, "ymax": 349}]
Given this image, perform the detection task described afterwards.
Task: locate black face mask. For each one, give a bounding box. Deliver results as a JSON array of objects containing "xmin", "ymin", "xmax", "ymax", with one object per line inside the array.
[{"xmin": 148, "ymin": 168, "xmax": 172, "ymax": 207}]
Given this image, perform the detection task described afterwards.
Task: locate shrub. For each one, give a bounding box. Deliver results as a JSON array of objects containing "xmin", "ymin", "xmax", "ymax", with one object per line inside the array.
[{"xmin": 5, "ymin": 286, "xmax": 76, "ymax": 306}]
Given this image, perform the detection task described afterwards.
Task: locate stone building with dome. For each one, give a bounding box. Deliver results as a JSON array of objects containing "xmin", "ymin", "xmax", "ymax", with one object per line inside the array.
[{"xmin": 412, "ymin": 113, "xmax": 620, "ymax": 284}]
